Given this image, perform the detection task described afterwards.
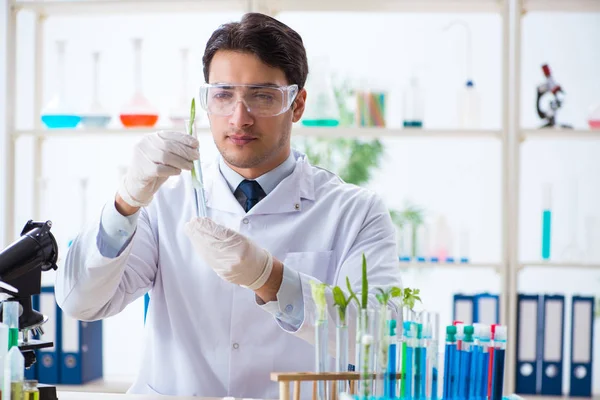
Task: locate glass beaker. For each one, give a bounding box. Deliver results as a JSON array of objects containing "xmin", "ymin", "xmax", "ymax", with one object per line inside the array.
[
  {"xmin": 41, "ymin": 40, "xmax": 81, "ymax": 129},
  {"xmin": 588, "ymin": 103, "xmax": 600, "ymax": 129},
  {"xmin": 302, "ymin": 57, "xmax": 340, "ymax": 127},
  {"xmin": 119, "ymin": 38, "xmax": 159, "ymax": 128},
  {"xmin": 80, "ymin": 51, "xmax": 112, "ymax": 128}
]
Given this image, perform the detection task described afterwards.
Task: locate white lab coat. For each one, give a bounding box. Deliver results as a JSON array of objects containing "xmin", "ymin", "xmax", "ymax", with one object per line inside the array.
[{"xmin": 55, "ymin": 151, "xmax": 402, "ymax": 399}]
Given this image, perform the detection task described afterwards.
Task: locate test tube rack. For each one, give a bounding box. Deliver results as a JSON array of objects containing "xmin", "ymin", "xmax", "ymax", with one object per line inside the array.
[{"xmin": 270, "ymin": 372, "xmax": 403, "ymax": 400}]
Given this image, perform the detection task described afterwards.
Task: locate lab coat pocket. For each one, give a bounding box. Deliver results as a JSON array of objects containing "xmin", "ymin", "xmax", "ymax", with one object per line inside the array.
[{"xmin": 283, "ymin": 251, "xmax": 334, "ymax": 284}]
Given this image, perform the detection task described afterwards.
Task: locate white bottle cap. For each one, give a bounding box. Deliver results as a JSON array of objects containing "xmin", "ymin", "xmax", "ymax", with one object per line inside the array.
[{"xmin": 494, "ymin": 325, "xmax": 508, "ymax": 341}]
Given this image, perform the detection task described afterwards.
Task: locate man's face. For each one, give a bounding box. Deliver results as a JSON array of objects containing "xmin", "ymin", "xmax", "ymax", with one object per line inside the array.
[{"xmin": 207, "ymin": 50, "xmax": 306, "ymax": 174}]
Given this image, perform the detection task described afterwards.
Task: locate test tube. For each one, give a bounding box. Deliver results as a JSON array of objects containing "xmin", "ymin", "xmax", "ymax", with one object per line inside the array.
[
  {"xmin": 400, "ymin": 307, "xmax": 415, "ymax": 399},
  {"xmin": 443, "ymin": 326, "xmax": 457, "ymax": 400},
  {"xmin": 185, "ymin": 119, "xmax": 208, "ymax": 218},
  {"xmin": 315, "ymin": 314, "xmax": 328, "ymax": 400},
  {"xmin": 375, "ymin": 306, "xmax": 392, "ymax": 398},
  {"xmin": 541, "ymin": 183, "xmax": 552, "ymax": 260},
  {"xmin": 469, "ymin": 325, "xmax": 483, "ymax": 400},
  {"xmin": 425, "ymin": 312, "xmax": 440, "ymax": 400},
  {"xmin": 358, "ymin": 308, "xmax": 378, "ymax": 400},
  {"xmin": 458, "ymin": 326, "xmax": 474, "ymax": 400},
  {"xmin": 477, "ymin": 325, "xmax": 492, "ymax": 400},
  {"xmin": 490, "ymin": 326, "xmax": 507, "ymax": 400},
  {"xmin": 335, "ymin": 311, "xmax": 348, "ymax": 394},
  {"xmin": 3, "ymin": 301, "xmax": 19, "ymax": 348},
  {"xmin": 386, "ymin": 319, "xmax": 398, "ymax": 399}
]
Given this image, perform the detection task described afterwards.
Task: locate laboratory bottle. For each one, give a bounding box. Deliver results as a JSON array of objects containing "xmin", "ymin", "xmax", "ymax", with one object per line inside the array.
[
  {"xmin": 170, "ymin": 48, "xmax": 203, "ymax": 127},
  {"xmin": 301, "ymin": 57, "xmax": 340, "ymax": 127},
  {"xmin": 119, "ymin": 38, "xmax": 159, "ymax": 128},
  {"xmin": 41, "ymin": 40, "xmax": 81, "ymax": 129},
  {"xmin": 80, "ymin": 51, "xmax": 112, "ymax": 128},
  {"xmin": 403, "ymin": 74, "xmax": 424, "ymax": 128},
  {"xmin": 458, "ymin": 80, "xmax": 481, "ymax": 129}
]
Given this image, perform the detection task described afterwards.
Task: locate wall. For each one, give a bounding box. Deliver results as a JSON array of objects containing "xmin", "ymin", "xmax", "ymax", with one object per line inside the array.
[{"xmin": 1, "ymin": 2, "xmax": 599, "ymax": 392}]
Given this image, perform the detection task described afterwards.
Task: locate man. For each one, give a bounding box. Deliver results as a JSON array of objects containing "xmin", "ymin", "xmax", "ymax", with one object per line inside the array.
[{"xmin": 56, "ymin": 12, "xmax": 401, "ymax": 398}]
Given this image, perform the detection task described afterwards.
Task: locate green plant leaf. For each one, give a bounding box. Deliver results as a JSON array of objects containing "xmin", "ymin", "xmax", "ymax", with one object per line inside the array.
[
  {"xmin": 332, "ymin": 286, "xmax": 347, "ymax": 308},
  {"xmin": 188, "ymin": 98, "xmax": 197, "ymax": 181},
  {"xmin": 189, "ymin": 98, "xmax": 196, "ymax": 134},
  {"xmin": 346, "ymin": 277, "xmax": 361, "ymax": 309},
  {"xmin": 309, "ymin": 280, "xmax": 328, "ymax": 320},
  {"xmin": 390, "ymin": 287, "xmax": 402, "ymax": 298}
]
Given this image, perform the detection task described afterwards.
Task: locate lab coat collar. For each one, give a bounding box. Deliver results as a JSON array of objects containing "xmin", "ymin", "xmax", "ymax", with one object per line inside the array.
[{"xmin": 205, "ymin": 149, "xmax": 315, "ymax": 215}]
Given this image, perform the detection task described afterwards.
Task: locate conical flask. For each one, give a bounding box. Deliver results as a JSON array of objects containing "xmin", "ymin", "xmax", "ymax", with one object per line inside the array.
[
  {"xmin": 301, "ymin": 57, "xmax": 340, "ymax": 127},
  {"xmin": 169, "ymin": 48, "xmax": 196, "ymax": 126},
  {"xmin": 119, "ymin": 38, "xmax": 159, "ymax": 128},
  {"xmin": 80, "ymin": 51, "xmax": 112, "ymax": 128},
  {"xmin": 41, "ymin": 40, "xmax": 81, "ymax": 129}
]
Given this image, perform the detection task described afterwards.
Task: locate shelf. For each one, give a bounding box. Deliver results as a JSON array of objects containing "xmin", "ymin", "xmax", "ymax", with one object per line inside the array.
[
  {"xmin": 268, "ymin": 0, "xmax": 503, "ymax": 14},
  {"xmin": 12, "ymin": 127, "xmax": 503, "ymax": 139},
  {"xmin": 399, "ymin": 261, "xmax": 502, "ymax": 271},
  {"xmin": 519, "ymin": 262, "xmax": 600, "ymax": 271},
  {"xmin": 10, "ymin": 0, "xmax": 250, "ymax": 15},
  {"xmin": 10, "ymin": 0, "xmax": 504, "ymax": 16},
  {"xmin": 55, "ymin": 376, "xmax": 132, "ymax": 393},
  {"xmin": 521, "ymin": 128, "xmax": 600, "ymax": 141},
  {"xmin": 523, "ymin": 0, "xmax": 600, "ymax": 13}
]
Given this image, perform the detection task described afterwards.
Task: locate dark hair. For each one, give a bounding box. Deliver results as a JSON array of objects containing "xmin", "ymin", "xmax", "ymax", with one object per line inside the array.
[{"xmin": 203, "ymin": 13, "xmax": 309, "ymax": 89}]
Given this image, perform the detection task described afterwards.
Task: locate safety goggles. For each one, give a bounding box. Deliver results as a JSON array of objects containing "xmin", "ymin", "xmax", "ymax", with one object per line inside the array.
[{"xmin": 199, "ymin": 83, "xmax": 299, "ymax": 117}]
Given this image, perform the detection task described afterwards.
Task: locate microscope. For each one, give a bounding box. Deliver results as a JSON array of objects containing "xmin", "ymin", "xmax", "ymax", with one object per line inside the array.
[
  {"xmin": 0, "ymin": 220, "xmax": 60, "ymax": 400},
  {"xmin": 536, "ymin": 63, "xmax": 572, "ymax": 129}
]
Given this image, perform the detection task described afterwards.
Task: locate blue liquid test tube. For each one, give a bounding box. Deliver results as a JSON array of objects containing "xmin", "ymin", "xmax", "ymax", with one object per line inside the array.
[
  {"xmin": 458, "ymin": 326, "xmax": 474, "ymax": 400},
  {"xmin": 403, "ymin": 322, "xmax": 415, "ymax": 400},
  {"xmin": 386, "ymin": 320, "xmax": 398, "ymax": 399},
  {"xmin": 478, "ymin": 326, "xmax": 492, "ymax": 400},
  {"xmin": 491, "ymin": 326, "xmax": 507, "ymax": 400},
  {"xmin": 443, "ymin": 326, "xmax": 457, "ymax": 400},
  {"xmin": 469, "ymin": 325, "xmax": 482, "ymax": 400}
]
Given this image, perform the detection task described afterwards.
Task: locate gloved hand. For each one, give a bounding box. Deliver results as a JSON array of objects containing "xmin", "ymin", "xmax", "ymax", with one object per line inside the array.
[
  {"xmin": 184, "ymin": 217, "xmax": 273, "ymax": 291},
  {"xmin": 118, "ymin": 131, "xmax": 199, "ymax": 208}
]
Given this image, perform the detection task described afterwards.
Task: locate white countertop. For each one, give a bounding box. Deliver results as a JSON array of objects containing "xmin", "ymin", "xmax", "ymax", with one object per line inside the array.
[{"xmin": 57, "ymin": 393, "xmax": 230, "ymax": 400}]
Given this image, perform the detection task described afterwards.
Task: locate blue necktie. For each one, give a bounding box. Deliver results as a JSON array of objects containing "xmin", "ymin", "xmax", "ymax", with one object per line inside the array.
[{"xmin": 237, "ymin": 179, "xmax": 266, "ymax": 212}]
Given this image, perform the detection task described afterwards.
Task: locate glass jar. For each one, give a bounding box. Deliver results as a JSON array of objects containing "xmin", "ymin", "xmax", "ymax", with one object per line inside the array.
[{"xmin": 23, "ymin": 380, "xmax": 39, "ymax": 400}]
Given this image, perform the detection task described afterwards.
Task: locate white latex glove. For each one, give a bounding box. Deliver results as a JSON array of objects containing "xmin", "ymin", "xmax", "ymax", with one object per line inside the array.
[
  {"xmin": 184, "ymin": 217, "xmax": 273, "ymax": 290},
  {"xmin": 118, "ymin": 131, "xmax": 199, "ymax": 208}
]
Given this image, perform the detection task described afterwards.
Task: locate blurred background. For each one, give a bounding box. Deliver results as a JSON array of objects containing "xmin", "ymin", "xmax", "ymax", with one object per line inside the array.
[{"xmin": 0, "ymin": 0, "xmax": 599, "ymax": 396}]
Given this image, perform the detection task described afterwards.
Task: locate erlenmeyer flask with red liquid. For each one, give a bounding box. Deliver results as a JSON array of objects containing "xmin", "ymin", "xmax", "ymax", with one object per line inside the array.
[{"xmin": 119, "ymin": 38, "xmax": 159, "ymax": 128}]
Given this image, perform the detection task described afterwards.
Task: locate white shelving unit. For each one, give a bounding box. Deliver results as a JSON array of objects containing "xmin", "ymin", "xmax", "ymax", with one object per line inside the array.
[
  {"xmin": 2, "ymin": 0, "xmax": 598, "ymax": 396},
  {"xmin": 10, "ymin": 127, "xmax": 504, "ymax": 139}
]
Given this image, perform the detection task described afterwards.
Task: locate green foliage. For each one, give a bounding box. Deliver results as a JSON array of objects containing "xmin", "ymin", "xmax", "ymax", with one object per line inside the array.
[
  {"xmin": 331, "ymin": 285, "xmax": 357, "ymax": 324},
  {"xmin": 309, "ymin": 280, "xmax": 328, "ymax": 321},
  {"xmin": 389, "ymin": 202, "xmax": 426, "ymax": 257},
  {"xmin": 295, "ymin": 137, "xmax": 384, "ymax": 187},
  {"xmin": 189, "ymin": 98, "xmax": 197, "ymax": 181},
  {"xmin": 402, "ymin": 288, "xmax": 422, "ymax": 310}
]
